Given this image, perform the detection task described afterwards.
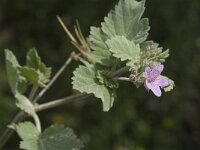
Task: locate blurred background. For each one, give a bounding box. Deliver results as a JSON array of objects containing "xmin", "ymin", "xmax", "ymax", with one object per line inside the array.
[{"xmin": 0, "ymin": 0, "xmax": 200, "ymax": 149}]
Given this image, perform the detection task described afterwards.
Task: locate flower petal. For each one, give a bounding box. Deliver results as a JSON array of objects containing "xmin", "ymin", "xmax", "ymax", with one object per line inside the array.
[
  {"xmin": 155, "ymin": 76, "xmax": 169, "ymax": 88},
  {"xmin": 151, "ymin": 85, "xmax": 162, "ymax": 97},
  {"xmin": 145, "ymin": 66, "xmax": 151, "ymax": 78},
  {"xmin": 145, "ymin": 80, "xmax": 162, "ymax": 97},
  {"xmin": 151, "ymin": 64, "xmax": 164, "ymax": 79},
  {"xmin": 145, "ymin": 80, "xmax": 152, "ymax": 90}
]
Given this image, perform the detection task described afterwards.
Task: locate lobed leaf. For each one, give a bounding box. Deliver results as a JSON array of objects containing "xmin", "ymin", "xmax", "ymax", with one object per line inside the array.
[
  {"xmin": 101, "ymin": 0, "xmax": 150, "ymax": 43},
  {"xmin": 15, "ymin": 93, "xmax": 36, "ymax": 116},
  {"xmin": 38, "ymin": 63, "xmax": 52, "ymax": 84},
  {"xmin": 89, "ymin": 27, "xmax": 114, "ymax": 66},
  {"xmin": 26, "ymin": 48, "xmax": 41, "ymax": 69},
  {"xmin": 72, "ymin": 64, "xmax": 115, "ymax": 111},
  {"xmin": 26, "ymin": 48, "xmax": 52, "ymax": 84},
  {"xmin": 14, "ymin": 122, "xmax": 84, "ymax": 150},
  {"xmin": 39, "ymin": 124, "xmax": 84, "ymax": 150},
  {"xmin": 89, "ymin": 0, "xmax": 149, "ymax": 66},
  {"xmin": 17, "ymin": 67, "xmax": 46, "ymax": 87},
  {"xmin": 106, "ymin": 36, "xmax": 140, "ymax": 61},
  {"xmin": 14, "ymin": 122, "xmax": 40, "ymax": 150},
  {"xmin": 5, "ymin": 49, "xmax": 21, "ymax": 95}
]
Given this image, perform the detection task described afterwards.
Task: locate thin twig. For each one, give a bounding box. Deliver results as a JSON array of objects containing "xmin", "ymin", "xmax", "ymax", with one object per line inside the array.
[
  {"xmin": 0, "ymin": 54, "xmax": 74, "ymax": 148},
  {"xmin": 33, "ymin": 54, "xmax": 73, "ymax": 102},
  {"xmin": 29, "ymin": 86, "xmax": 41, "ymax": 131},
  {"xmin": 35, "ymin": 93, "xmax": 91, "ymax": 112},
  {"xmin": 0, "ymin": 93, "xmax": 91, "ymax": 148},
  {"xmin": 29, "ymin": 85, "xmax": 38, "ymax": 101},
  {"xmin": 110, "ymin": 66, "xmax": 130, "ymax": 77},
  {"xmin": 114, "ymin": 77, "xmax": 131, "ymax": 82},
  {"xmin": 0, "ymin": 111, "xmax": 26, "ymax": 149},
  {"xmin": 32, "ymin": 114, "xmax": 41, "ymax": 132}
]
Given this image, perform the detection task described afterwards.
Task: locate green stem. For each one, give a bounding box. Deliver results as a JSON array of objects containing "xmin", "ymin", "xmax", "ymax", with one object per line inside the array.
[
  {"xmin": 0, "ymin": 111, "xmax": 26, "ymax": 149},
  {"xmin": 33, "ymin": 54, "xmax": 73, "ymax": 102},
  {"xmin": 32, "ymin": 114, "xmax": 41, "ymax": 132},
  {"xmin": 114, "ymin": 77, "xmax": 131, "ymax": 82},
  {"xmin": 110, "ymin": 66, "xmax": 130, "ymax": 77},
  {"xmin": 0, "ymin": 54, "xmax": 75, "ymax": 148},
  {"xmin": 29, "ymin": 85, "xmax": 38, "ymax": 101},
  {"xmin": 0, "ymin": 93, "xmax": 91, "ymax": 149},
  {"xmin": 35, "ymin": 93, "xmax": 91, "ymax": 112}
]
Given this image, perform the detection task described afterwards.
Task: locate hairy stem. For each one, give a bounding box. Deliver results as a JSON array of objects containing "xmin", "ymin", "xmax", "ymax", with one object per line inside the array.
[
  {"xmin": 110, "ymin": 66, "xmax": 130, "ymax": 77},
  {"xmin": 33, "ymin": 54, "xmax": 73, "ymax": 102},
  {"xmin": 114, "ymin": 77, "xmax": 131, "ymax": 82},
  {"xmin": 0, "ymin": 54, "xmax": 75, "ymax": 148},
  {"xmin": 0, "ymin": 111, "xmax": 26, "ymax": 149},
  {"xmin": 32, "ymin": 114, "xmax": 41, "ymax": 132},
  {"xmin": 35, "ymin": 93, "xmax": 91, "ymax": 112},
  {"xmin": 0, "ymin": 93, "xmax": 91, "ymax": 148},
  {"xmin": 29, "ymin": 85, "xmax": 38, "ymax": 101}
]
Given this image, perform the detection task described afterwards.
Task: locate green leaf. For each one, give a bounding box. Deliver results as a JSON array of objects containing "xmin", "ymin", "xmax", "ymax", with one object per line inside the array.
[
  {"xmin": 106, "ymin": 36, "xmax": 140, "ymax": 61},
  {"xmin": 26, "ymin": 48, "xmax": 52, "ymax": 84},
  {"xmin": 5, "ymin": 49, "xmax": 21, "ymax": 95},
  {"xmin": 89, "ymin": 27, "xmax": 114, "ymax": 66},
  {"xmin": 14, "ymin": 122, "xmax": 40, "ymax": 150},
  {"xmin": 38, "ymin": 63, "xmax": 52, "ymax": 84},
  {"xmin": 161, "ymin": 76, "xmax": 175, "ymax": 92},
  {"xmin": 72, "ymin": 64, "xmax": 115, "ymax": 111},
  {"xmin": 4, "ymin": 49, "xmax": 20, "ymax": 66},
  {"xmin": 26, "ymin": 48, "xmax": 41, "ymax": 69},
  {"xmin": 15, "ymin": 93, "xmax": 36, "ymax": 116},
  {"xmin": 13, "ymin": 123, "xmax": 83, "ymax": 150},
  {"xmin": 17, "ymin": 67, "xmax": 46, "ymax": 87},
  {"xmin": 18, "ymin": 78, "xmax": 28, "ymax": 94},
  {"xmin": 39, "ymin": 124, "xmax": 84, "ymax": 150},
  {"xmin": 89, "ymin": 0, "xmax": 149, "ymax": 66},
  {"xmin": 101, "ymin": 0, "xmax": 150, "ymax": 43}
]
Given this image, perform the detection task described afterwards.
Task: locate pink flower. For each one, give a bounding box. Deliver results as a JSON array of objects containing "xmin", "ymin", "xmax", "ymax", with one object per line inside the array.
[{"xmin": 145, "ymin": 64, "xmax": 169, "ymax": 97}]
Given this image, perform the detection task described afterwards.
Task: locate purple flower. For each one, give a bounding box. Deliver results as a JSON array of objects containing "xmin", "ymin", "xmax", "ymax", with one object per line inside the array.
[{"xmin": 145, "ymin": 64, "xmax": 169, "ymax": 97}]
